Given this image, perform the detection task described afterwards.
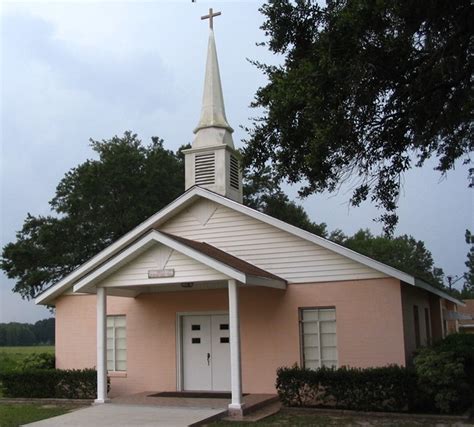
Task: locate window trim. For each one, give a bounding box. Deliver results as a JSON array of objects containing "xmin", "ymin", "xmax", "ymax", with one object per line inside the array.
[
  {"xmin": 299, "ymin": 306, "xmax": 338, "ymax": 369},
  {"xmin": 107, "ymin": 314, "xmax": 127, "ymax": 373}
]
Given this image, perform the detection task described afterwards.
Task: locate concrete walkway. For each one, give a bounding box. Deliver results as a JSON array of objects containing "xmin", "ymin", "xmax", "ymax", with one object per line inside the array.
[{"xmin": 25, "ymin": 403, "xmax": 225, "ymax": 427}]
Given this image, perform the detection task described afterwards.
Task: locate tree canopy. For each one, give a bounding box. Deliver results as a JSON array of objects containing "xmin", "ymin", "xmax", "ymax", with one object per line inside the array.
[
  {"xmin": 244, "ymin": 0, "xmax": 473, "ymax": 233},
  {"xmin": 330, "ymin": 228, "xmax": 444, "ymax": 288},
  {"xmin": 461, "ymin": 229, "xmax": 474, "ymax": 298},
  {"xmin": 2, "ymin": 132, "xmax": 185, "ymax": 299},
  {"xmin": 0, "ymin": 318, "xmax": 55, "ymax": 346},
  {"xmin": 243, "ymin": 167, "xmax": 327, "ymax": 237}
]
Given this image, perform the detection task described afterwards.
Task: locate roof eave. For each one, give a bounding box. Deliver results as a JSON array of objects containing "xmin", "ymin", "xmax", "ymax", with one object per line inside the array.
[
  {"xmin": 246, "ymin": 275, "xmax": 287, "ymax": 289},
  {"xmin": 413, "ymin": 278, "xmax": 465, "ymax": 306}
]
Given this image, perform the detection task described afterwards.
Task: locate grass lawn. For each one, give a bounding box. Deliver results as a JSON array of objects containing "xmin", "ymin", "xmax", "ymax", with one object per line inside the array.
[
  {"xmin": 0, "ymin": 403, "xmax": 78, "ymax": 427},
  {"xmin": 210, "ymin": 412, "xmax": 474, "ymax": 426},
  {"xmin": 0, "ymin": 346, "xmax": 54, "ymax": 373},
  {"xmin": 210, "ymin": 413, "xmax": 356, "ymax": 426}
]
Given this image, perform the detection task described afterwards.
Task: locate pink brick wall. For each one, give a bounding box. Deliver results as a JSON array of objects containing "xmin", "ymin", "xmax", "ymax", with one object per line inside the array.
[{"xmin": 55, "ymin": 277, "xmax": 406, "ymax": 396}]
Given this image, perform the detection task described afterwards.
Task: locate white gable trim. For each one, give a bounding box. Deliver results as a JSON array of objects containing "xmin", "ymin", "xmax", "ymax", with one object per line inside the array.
[
  {"xmin": 35, "ymin": 186, "xmax": 461, "ymax": 305},
  {"xmin": 36, "ymin": 190, "xmax": 201, "ymax": 304},
  {"xmin": 72, "ymin": 230, "xmax": 285, "ymax": 294}
]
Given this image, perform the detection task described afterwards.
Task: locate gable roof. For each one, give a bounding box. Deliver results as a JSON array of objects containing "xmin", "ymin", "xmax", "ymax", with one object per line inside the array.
[
  {"xmin": 71, "ymin": 230, "xmax": 286, "ymax": 294},
  {"xmin": 35, "ymin": 186, "xmax": 463, "ymax": 306}
]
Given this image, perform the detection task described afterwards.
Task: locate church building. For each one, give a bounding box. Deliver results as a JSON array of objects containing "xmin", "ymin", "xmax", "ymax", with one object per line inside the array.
[{"xmin": 36, "ymin": 10, "xmax": 463, "ymax": 416}]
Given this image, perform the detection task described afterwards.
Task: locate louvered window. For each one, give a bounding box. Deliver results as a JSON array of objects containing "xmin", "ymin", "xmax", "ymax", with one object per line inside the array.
[
  {"xmin": 229, "ymin": 155, "xmax": 239, "ymax": 189},
  {"xmin": 300, "ymin": 308, "xmax": 338, "ymax": 369},
  {"xmin": 195, "ymin": 153, "xmax": 215, "ymax": 185},
  {"xmin": 107, "ymin": 315, "xmax": 127, "ymax": 372}
]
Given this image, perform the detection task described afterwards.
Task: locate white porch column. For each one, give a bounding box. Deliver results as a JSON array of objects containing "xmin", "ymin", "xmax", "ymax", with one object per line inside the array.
[
  {"xmin": 228, "ymin": 279, "xmax": 245, "ymax": 416},
  {"xmin": 95, "ymin": 287, "xmax": 108, "ymax": 403}
]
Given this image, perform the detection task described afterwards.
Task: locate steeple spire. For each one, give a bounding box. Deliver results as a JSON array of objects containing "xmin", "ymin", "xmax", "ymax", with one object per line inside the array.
[
  {"xmin": 183, "ymin": 10, "xmax": 243, "ymax": 203},
  {"xmin": 193, "ymin": 29, "xmax": 234, "ymax": 136}
]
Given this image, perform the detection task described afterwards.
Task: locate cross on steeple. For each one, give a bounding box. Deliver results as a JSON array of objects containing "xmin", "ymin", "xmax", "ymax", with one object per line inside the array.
[{"xmin": 201, "ymin": 8, "xmax": 221, "ymax": 30}]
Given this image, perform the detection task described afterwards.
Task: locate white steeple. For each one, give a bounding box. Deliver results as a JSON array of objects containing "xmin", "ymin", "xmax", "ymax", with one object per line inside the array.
[
  {"xmin": 193, "ymin": 29, "xmax": 234, "ymax": 140},
  {"xmin": 183, "ymin": 11, "xmax": 243, "ymax": 203}
]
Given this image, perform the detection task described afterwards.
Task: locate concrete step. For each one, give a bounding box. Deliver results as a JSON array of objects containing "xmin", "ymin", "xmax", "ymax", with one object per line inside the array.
[
  {"xmin": 242, "ymin": 394, "xmax": 279, "ymax": 416},
  {"xmin": 223, "ymin": 395, "xmax": 281, "ymax": 422}
]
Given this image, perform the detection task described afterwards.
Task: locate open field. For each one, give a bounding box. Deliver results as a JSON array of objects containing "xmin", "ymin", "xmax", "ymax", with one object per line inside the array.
[{"xmin": 0, "ymin": 346, "xmax": 54, "ymax": 373}]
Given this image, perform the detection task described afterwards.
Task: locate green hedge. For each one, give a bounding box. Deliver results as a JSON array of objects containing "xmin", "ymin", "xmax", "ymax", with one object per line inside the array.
[
  {"xmin": 277, "ymin": 335, "xmax": 474, "ymax": 414},
  {"xmin": 18, "ymin": 352, "xmax": 55, "ymax": 370},
  {"xmin": 0, "ymin": 369, "xmax": 99, "ymax": 399},
  {"xmin": 276, "ymin": 365, "xmax": 417, "ymax": 412}
]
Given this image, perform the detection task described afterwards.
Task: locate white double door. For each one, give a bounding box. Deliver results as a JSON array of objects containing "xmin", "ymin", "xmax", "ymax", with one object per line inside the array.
[{"xmin": 182, "ymin": 314, "xmax": 231, "ymax": 391}]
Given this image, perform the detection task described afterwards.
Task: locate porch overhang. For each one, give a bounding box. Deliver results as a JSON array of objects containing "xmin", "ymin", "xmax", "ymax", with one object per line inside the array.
[{"xmin": 72, "ymin": 230, "xmax": 286, "ymax": 296}]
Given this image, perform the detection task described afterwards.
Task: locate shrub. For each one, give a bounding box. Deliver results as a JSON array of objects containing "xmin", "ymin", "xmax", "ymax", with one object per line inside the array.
[
  {"xmin": 414, "ymin": 334, "xmax": 474, "ymax": 414},
  {"xmin": 276, "ymin": 365, "xmax": 417, "ymax": 412},
  {"xmin": 431, "ymin": 333, "xmax": 474, "ymax": 385},
  {"xmin": 0, "ymin": 369, "xmax": 102, "ymax": 399},
  {"xmin": 18, "ymin": 352, "xmax": 55, "ymax": 370}
]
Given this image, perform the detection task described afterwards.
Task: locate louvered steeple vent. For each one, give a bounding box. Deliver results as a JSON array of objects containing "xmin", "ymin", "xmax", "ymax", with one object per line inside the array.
[{"xmin": 183, "ymin": 16, "xmax": 243, "ymax": 203}]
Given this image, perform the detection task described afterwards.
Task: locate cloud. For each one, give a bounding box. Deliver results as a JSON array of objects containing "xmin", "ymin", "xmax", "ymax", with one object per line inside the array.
[{"xmin": 1, "ymin": 12, "xmax": 178, "ymax": 115}]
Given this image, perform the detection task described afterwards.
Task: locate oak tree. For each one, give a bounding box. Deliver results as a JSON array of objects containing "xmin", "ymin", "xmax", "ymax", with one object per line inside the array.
[
  {"xmin": 1, "ymin": 132, "xmax": 185, "ymax": 299},
  {"xmin": 244, "ymin": 0, "xmax": 473, "ymax": 233}
]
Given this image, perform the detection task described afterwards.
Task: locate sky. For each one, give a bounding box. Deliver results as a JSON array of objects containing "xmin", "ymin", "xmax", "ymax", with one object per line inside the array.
[{"xmin": 1, "ymin": 1, "xmax": 472, "ymax": 323}]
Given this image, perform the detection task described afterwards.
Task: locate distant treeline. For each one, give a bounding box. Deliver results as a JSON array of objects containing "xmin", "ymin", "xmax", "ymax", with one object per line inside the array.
[{"xmin": 0, "ymin": 318, "xmax": 55, "ymax": 346}]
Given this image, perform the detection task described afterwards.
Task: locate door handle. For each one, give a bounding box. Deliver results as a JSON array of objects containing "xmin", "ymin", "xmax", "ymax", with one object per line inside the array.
[{"xmin": 207, "ymin": 352, "xmax": 211, "ymax": 366}]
